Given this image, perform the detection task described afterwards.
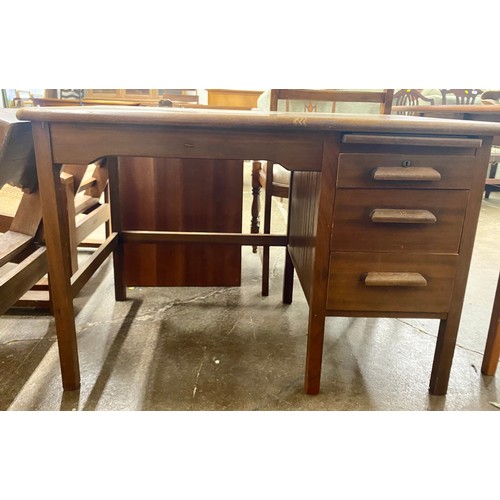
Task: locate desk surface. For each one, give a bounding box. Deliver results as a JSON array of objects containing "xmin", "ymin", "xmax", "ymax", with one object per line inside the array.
[{"xmin": 17, "ymin": 105, "xmax": 500, "ymax": 136}]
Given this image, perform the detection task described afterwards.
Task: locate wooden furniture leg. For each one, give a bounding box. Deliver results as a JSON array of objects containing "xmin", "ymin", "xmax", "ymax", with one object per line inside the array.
[
  {"xmin": 107, "ymin": 156, "xmax": 127, "ymax": 301},
  {"xmin": 261, "ymin": 162, "xmax": 274, "ymax": 296},
  {"xmin": 485, "ymin": 160, "xmax": 500, "ymax": 199},
  {"xmin": 481, "ymin": 273, "xmax": 500, "ymax": 375},
  {"xmin": 429, "ymin": 318, "xmax": 461, "ymax": 395},
  {"xmin": 283, "ymin": 248, "xmax": 294, "ymax": 305},
  {"xmin": 251, "ymin": 161, "xmax": 261, "ymax": 253},
  {"xmin": 32, "ymin": 122, "xmax": 80, "ymax": 390},
  {"xmin": 303, "ymin": 142, "xmax": 338, "ymax": 395}
]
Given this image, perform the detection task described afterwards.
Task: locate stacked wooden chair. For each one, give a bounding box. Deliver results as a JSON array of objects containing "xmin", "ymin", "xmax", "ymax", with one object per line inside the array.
[
  {"xmin": 0, "ymin": 109, "xmax": 110, "ymax": 313},
  {"xmin": 0, "ymin": 109, "xmax": 47, "ymax": 314}
]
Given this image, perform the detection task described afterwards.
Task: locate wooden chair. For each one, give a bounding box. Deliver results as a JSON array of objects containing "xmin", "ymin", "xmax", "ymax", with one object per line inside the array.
[
  {"xmin": 252, "ymin": 89, "xmax": 394, "ymax": 295},
  {"xmin": 393, "ymin": 89, "xmax": 434, "ymax": 114},
  {"xmin": 0, "ymin": 110, "xmax": 47, "ymax": 315},
  {"xmin": 481, "ymin": 272, "xmax": 500, "ymax": 376},
  {"xmin": 1, "ymin": 109, "xmax": 111, "ymax": 311},
  {"xmin": 481, "ymin": 90, "xmax": 500, "ymax": 105},
  {"xmin": 484, "ymin": 150, "xmax": 500, "ymax": 199},
  {"xmin": 13, "ymin": 160, "xmax": 111, "ymax": 309},
  {"xmin": 440, "ymin": 89, "xmax": 483, "ymax": 105}
]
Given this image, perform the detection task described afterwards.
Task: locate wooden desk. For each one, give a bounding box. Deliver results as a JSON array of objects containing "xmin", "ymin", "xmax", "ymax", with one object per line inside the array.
[
  {"xmin": 392, "ymin": 104, "xmax": 500, "ymax": 143},
  {"xmin": 16, "ymin": 106, "xmax": 500, "ymax": 396},
  {"xmin": 393, "ymin": 104, "xmax": 500, "ymax": 120}
]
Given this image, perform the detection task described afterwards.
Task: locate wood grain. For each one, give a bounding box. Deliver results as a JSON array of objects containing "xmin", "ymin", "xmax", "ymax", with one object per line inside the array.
[
  {"xmin": 337, "ymin": 153, "xmax": 475, "ymax": 189},
  {"xmin": 119, "ymin": 157, "xmax": 244, "ymax": 287},
  {"xmin": 331, "ymin": 189, "xmax": 468, "ymax": 253},
  {"xmin": 327, "ymin": 252, "xmax": 458, "ymax": 313}
]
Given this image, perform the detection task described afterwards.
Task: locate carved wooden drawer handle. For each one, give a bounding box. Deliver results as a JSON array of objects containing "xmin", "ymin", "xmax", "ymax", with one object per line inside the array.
[
  {"xmin": 372, "ymin": 167, "xmax": 442, "ymax": 182},
  {"xmin": 370, "ymin": 208, "xmax": 437, "ymax": 224},
  {"xmin": 364, "ymin": 272, "xmax": 428, "ymax": 287}
]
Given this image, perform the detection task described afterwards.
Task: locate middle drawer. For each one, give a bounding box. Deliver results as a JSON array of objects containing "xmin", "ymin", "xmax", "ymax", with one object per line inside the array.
[{"xmin": 331, "ymin": 188, "xmax": 468, "ymax": 253}]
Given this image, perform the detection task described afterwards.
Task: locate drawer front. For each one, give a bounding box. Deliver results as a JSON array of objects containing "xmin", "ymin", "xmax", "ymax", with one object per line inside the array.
[
  {"xmin": 327, "ymin": 252, "xmax": 458, "ymax": 313},
  {"xmin": 331, "ymin": 189, "xmax": 468, "ymax": 253},
  {"xmin": 337, "ymin": 153, "xmax": 474, "ymax": 189}
]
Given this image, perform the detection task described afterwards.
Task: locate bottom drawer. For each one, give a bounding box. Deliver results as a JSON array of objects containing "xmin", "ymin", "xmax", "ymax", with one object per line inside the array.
[{"xmin": 327, "ymin": 252, "xmax": 458, "ymax": 313}]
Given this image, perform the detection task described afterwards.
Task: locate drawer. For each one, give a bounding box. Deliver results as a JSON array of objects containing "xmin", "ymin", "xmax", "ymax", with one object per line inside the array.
[
  {"xmin": 331, "ymin": 189, "xmax": 468, "ymax": 253},
  {"xmin": 337, "ymin": 153, "xmax": 474, "ymax": 189},
  {"xmin": 326, "ymin": 252, "xmax": 458, "ymax": 313}
]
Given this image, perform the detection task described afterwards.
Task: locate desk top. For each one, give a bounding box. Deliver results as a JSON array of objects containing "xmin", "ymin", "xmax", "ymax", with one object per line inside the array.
[{"xmin": 16, "ymin": 105, "xmax": 500, "ymax": 137}]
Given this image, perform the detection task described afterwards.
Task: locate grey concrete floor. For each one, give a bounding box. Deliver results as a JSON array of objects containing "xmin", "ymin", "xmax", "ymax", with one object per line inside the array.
[{"xmin": 1, "ymin": 170, "xmax": 499, "ymax": 411}]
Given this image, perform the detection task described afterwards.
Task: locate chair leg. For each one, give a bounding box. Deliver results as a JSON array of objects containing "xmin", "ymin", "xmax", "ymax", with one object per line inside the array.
[
  {"xmin": 250, "ymin": 161, "xmax": 261, "ymax": 253},
  {"xmin": 485, "ymin": 160, "xmax": 498, "ymax": 199},
  {"xmin": 262, "ymin": 163, "xmax": 274, "ymax": 296}
]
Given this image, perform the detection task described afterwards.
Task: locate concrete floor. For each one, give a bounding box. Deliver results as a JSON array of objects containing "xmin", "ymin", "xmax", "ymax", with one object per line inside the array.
[{"xmin": 1, "ymin": 169, "xmax": 499, "ymax": 411}]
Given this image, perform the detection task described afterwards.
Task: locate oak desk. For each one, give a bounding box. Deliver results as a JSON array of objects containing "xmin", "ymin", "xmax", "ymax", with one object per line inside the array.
[
  {"xmin": 392, "ymin": 104, "xmax": 500, "ymax": 142},
  {"xmin": 392, "ymin": 104, "xmax": 500, "ymax": 119},
  {"xmin": 16, "ymin": 106, "xmax": 500, "ymax": 395}
]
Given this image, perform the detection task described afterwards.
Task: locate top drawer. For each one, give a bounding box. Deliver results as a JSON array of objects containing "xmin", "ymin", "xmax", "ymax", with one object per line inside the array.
[{"xmin": 337, "ymin": 153, "xmax": 475, "ymax": 189}]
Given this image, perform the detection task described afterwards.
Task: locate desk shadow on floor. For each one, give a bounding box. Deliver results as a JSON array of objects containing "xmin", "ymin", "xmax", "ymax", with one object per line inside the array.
[
  {"xmin": 59, "ymin": 299, "xmax": 143, "ymax": 411},
  {"xmin": 0, "ymin": 317, "xmax": 55, "ymax": 410}
]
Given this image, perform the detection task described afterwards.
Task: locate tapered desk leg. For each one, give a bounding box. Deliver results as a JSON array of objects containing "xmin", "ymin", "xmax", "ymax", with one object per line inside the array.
[
  {"xmin": 32, "ymin": 123, "xmax": 80, "ymax": 390},
  {"xmin": 283, "ymin": 247, "xmax": 294, "ymax": 305},
  {"xmin": 429, "ymin": 317, "xmax": 460, "ymax": 395},
  {"xmin": 303, "ymin": 141, "xmax": 337, "ymax": 395},
  {"xmin": 304, "ymin": 308, "xmax": 326, "ymax": 395},
  {"xmin": 107, "ymin": 157, "xmax": 127, "ymax": 301},
  {"xmin": 481, "ymin": 273, "xmax": 500, "ymax": 376}
]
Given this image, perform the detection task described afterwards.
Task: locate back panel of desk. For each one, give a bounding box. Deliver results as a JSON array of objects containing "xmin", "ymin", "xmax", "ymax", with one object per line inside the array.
[{"xmin": 119, "ymin": 157, "xmax": 243, "ymax": 287}]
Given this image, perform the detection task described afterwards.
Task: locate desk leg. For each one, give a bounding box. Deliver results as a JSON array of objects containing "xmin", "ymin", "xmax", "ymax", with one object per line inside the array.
[
  {"xmin": 283, "ymin": 248, "xmax": 294, "ymax": 305},
  {"xmin": 481, "ymin": 273, "xmax": 500, "ymax": 376},
  {"xmin": 429, "ymin": 317, "xmax": 459, "ymax": 395},
  {"xmin": 303, "ymin": 141, "xmax": 337, "ymax": 395},
  {"xmin": 32, "ymin": 123, "xmax": 80, "ymax": 390},
  {"xmin": 304, "ymin": 308, "xmax": 326, "ymax": 395},
  {"xmin": 107, "ymin": 157, "xmax": 127, "ymax": 301}
]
